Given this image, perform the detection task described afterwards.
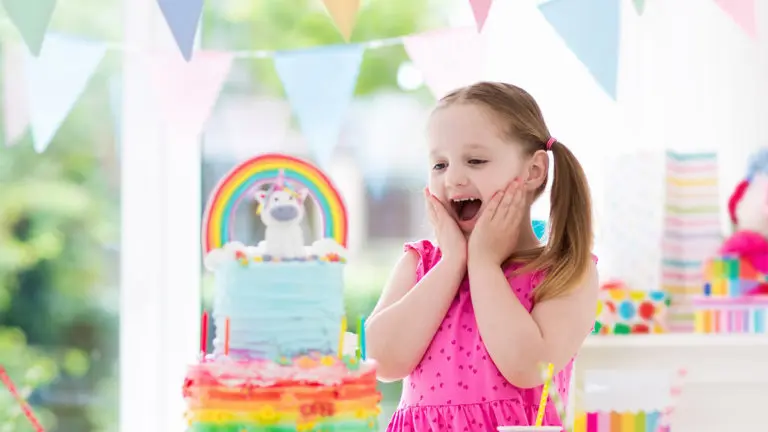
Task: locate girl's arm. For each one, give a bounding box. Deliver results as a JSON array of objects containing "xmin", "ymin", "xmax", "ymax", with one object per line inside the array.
[
  {"xmin": 468, "ymin": 259, "xmax": 598, "ymax": 388},
  {"xmin": 365, "ymin": 251, "xmax": 465, "ymax": 382}
]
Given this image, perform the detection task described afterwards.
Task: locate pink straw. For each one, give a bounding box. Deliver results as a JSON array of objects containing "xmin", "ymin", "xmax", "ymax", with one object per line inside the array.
[{"xmin": 0, "ymin": 366, "xmax": 45, "ymax": 431}]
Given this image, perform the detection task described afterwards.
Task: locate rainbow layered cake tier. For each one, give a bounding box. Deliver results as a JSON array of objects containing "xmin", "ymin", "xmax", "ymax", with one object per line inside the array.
[
  {"xmin": 185, "ymin": 154, "xmax": 380, "ymax": 431},
  {"xmin": 184, "ymin": 353, "xmax": 380, "ymax": 431}
]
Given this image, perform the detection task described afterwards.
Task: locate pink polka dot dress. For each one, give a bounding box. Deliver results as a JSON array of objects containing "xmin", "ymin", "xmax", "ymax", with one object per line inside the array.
[{"xmin": 386, "ymin": 240, "xmax": 574, "ymax": 432}]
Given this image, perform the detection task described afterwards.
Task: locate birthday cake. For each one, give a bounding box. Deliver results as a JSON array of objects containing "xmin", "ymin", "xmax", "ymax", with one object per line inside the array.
[{"xmin": 183, "ymin": 153, "xmax": 381, "ymax": 431}]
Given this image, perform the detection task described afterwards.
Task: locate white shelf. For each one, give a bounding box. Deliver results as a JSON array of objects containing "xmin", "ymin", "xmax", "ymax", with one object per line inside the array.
[{"xmin": 582, "ymin": 333, "xmax": 768, "ymax": 348}]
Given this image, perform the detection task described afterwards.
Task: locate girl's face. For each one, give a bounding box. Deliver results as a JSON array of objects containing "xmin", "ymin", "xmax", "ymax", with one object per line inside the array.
[{"xmin": 427, "ymin": 103, "xmax": 528, "ymax": 233}]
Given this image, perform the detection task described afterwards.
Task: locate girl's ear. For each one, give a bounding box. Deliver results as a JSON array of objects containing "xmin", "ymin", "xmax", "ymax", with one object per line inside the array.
[{"xmin": 523, "ymin": 150, "xmax": 549, "ymax": 190}]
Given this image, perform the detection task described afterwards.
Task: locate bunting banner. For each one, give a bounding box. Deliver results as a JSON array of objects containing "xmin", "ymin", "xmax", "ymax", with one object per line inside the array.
[
  {"xmin": 538, "ymin": 0, "xmax": 620, "ymax": 99},
  {"xmin": 273, "ymin": 44, "xmax": 364, "ymax": 168},
  {"xmin": 469, "ymin": 0, "xmax": 494, "ymax": 32},
  {"xmin": 156, "ymin": 0, "xmax": 204, "ymax": 61},
  {"xmin": 26, "ymin": 34, "xmax": 106, "ymax": 153},
  {"xmin": 714, "ymin": 0, "xmax": 757, "ymax": 39},
  {"xmin": 633, "ymin": 0, "xmax": 646, "ymax": 15},
  {"xmin": 2, "ymin": 0, "xmax": 56, "ymax": 56},
  {"xmin": 322, "ymin": 0, "xmax": 361, "ymax": 41},
  {"xmin": 2, "ymin": 43, "xmax": 30, "ymax": 146},
  {"xmin": 147, "ymin": 50, "xmax": 233, "ymax": 139},
  {"xmin": 403, "ymin": 27, "xmax": 486, "ymax": 100}
]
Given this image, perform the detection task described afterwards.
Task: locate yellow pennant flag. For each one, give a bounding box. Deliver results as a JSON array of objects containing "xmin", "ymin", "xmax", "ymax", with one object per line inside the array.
[{"xmin": 322, "ymin": 0, "xmax": 360, "ymax": 41}]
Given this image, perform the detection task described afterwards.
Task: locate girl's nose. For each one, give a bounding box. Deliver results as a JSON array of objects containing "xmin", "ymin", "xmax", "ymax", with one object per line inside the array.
[{"xmin": 445, "ymin": 166, "xmax": 468, "ymax": 187}]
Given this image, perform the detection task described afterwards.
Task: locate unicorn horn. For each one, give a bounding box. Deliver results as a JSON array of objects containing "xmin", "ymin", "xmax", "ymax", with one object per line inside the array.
[{"xmin": 275, "ymin": 169, "xmax": 286, "ymax": 188}]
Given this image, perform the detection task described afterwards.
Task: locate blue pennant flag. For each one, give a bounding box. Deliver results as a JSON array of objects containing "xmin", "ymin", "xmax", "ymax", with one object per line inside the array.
[
  {"xmin": 538, "ymin": 0, "xmax": 620, "ymax": 99},
  {"xmin": 26, "ymin": 33, "xmax": 106, "ymax": 153},
  {"xmin": 364, "ymin": 173, "xmax": 388, "ymax": 200},
  {"xmin": 274, "ymin": 44, "xmax": 364, "ymax": 168},
  {"xmin": 157, "ymin": 0, "xmax": 203, "ymax": 61},
  {"xmin": 532, "ymin": 219, "xmax": 547, "ymax": 241}
]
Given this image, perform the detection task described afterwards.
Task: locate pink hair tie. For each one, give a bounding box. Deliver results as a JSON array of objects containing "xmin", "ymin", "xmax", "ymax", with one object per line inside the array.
[{"xmin": 545, "ymin": 137, "xmax": 556, "ymax": 150}]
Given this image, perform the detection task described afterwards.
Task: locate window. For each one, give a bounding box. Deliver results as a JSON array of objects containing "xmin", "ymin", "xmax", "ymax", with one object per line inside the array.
[{"xmin": 1, "ymin": 1, "xmax": 124, "ymax": 431}]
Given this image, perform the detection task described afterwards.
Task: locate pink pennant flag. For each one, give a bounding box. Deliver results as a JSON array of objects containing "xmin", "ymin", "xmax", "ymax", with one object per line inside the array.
[
  {"xmin": 403, "ymin": 27, "xmax": 486, "ymax": 100},
  {"xmin": 147, "ymin": 50, "xmax": 233, "ymax": 138},
  {"xmin": 2, "ymin": 43, "xmax": 30, "ymax": 145},
  {"xmin": 469, "ymin": 0, "xmax": 493, "ymax": 32},
  {"xmin": 715, "ymin": 0, "xmax": 757, "ymax": 39}
]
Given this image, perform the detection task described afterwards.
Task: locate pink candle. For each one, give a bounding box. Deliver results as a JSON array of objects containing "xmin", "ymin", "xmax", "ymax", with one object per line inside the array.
[{"xmin": 201, "ymin": 311, "xmax": 208, "ymax": 357}]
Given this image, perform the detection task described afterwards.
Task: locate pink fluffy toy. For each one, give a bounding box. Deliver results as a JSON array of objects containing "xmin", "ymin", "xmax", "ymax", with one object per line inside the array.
[{"xmin": 723, "ymin": 148, "xmax": 768, "ymax": 296}]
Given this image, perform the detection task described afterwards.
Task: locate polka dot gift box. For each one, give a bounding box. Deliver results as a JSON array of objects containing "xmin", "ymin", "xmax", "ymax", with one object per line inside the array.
[{"xmin": 594, "ymin": 281, "xmax": 670, "ymax": 335}]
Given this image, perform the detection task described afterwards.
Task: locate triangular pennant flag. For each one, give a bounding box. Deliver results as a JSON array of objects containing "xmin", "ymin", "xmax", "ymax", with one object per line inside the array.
[
  {"xmin": 538, "ymin": 0, "xmax": 620, "ymax": 99},
  {"xmin": 2, "ymin": 43, "xmax": 30, "ymax": 146},
  {"xmin": 714, "ymin": 0, "xmax": 757, "ymax": 39},
  {"xmin": 26, "ymin": 34, "xmax": 106, "ymax": 153},
  {"xmin": 364, "ymin": 174, "xmax": 388, "ymax": 200},
  {"xmin": 321, "ymin": 0, "xmax": 361, "ymax": 41},
  {"xmin": 156, "ymin": 0, "xmax": 204, "ymax": 61},
  {"xmin": 2, "ymin": 0, "xmax": 56, "ymax": 56},
  {"xmin": 147, "ymin": 51, "xmax": 233, "ymax": 139},
  {"xmin": 403, "ymin": 27, "xmax": 486, "ymax": 100},
  {"xmin": 632, "ymin": 0, "xmax": 645, "ymax": 15},
  {"xmin": 273, "ymin": 44, "xmax": 363, "ymax": 168},
  {"xmin": 469, "ymin": 0, "xmax": 493, "ymax": 32}
]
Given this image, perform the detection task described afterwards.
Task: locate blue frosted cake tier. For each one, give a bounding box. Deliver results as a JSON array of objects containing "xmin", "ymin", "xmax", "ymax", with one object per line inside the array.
[{"xmin": 211, "ymin": 260, "xmax": 345, "ymax": 360}]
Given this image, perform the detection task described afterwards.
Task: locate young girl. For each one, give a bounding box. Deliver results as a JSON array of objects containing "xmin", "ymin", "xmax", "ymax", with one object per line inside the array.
[{"xmin": 365, "ymin": 82, "xmax": 599, "ymax": 431}]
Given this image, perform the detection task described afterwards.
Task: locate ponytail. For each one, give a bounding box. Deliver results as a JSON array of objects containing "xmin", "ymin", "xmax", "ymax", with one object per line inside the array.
[{"xmin": 519, "ymin": 140, "xmax": 594, "ymax": 303}]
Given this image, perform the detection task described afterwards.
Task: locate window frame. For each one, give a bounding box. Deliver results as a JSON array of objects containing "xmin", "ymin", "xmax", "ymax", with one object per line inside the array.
[{"xmin": 119, "ymin": 1, "xmax": 202, "ymax": 431}]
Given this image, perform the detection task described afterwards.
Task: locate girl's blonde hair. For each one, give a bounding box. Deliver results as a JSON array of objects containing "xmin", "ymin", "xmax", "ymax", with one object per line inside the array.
[{"xmin": 438, "ymin": 82, "xmax": 593, "ymax": 303}]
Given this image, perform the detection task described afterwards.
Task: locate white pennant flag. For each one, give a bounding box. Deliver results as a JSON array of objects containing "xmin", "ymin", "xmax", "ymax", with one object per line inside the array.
[{"xmin": 26, "ymin": 33, "xmax": 106, "ymax": 152}]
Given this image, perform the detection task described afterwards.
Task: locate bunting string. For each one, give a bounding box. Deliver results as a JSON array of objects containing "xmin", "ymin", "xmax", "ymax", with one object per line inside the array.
[{"xmin": 93, "ymin": 35, "xmax": 406, "ymax": 59}]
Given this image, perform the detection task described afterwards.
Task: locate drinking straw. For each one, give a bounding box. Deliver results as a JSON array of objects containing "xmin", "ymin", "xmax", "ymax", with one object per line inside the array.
[
  {"xmin": 338, "ymin": 316, "xmax": 347, "ymax": 358},
  {"xmin": 0, "ymin": 366, "xmax": 45, "ymax": 431},
  {"xmin": 535, "ymin": 362, "xmax": 555, "ymax": 426}
]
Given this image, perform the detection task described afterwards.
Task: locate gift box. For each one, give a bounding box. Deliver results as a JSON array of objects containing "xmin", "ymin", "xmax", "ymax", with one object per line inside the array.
[
  {"xmin": 593, "ymin": 282, "xmax": 669, "ymax": 335},
  {"xmin": 692, "ymin": 296, "xmax": 768, "ymax": 334},
  {"xmin": 573, "ymin": 369, "xmax": 684, "ymax": 432}
]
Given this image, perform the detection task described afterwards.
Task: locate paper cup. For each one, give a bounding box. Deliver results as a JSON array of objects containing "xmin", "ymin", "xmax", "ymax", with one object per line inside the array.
[{"xmin": 497, "ymin": 427, "xmax": 562, "ymax": 432}]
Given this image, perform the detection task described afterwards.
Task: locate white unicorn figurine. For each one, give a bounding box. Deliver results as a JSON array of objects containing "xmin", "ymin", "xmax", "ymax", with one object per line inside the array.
[{"xmin": 254, "ymin": 170, "xmax": 309, "ymax": 259}]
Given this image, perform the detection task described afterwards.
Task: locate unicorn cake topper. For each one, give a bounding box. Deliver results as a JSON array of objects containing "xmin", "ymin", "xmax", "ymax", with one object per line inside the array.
[
  {"xmin": 254, "ymin": 169, "xmax": 310, "ymax": 259},
  {"xmin": 201, "ymin": 154, "xmax": 349, "ymax": 270}
]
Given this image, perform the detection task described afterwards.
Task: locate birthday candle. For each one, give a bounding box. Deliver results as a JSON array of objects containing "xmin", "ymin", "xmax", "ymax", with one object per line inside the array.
[
  {"xmin": 359, "ymin": 316, "xmax": 366, "ymax": 360},
  {"xmin": 224, "ymin": 317, "xmax": 230, "ymax": 356},
  {"xmin": 338, "ymin": 316, "xmax": 347, "ymax": 358},
  {"xmin": 201, "ymin": 310, "xmax": 208, "ymax": 357}
]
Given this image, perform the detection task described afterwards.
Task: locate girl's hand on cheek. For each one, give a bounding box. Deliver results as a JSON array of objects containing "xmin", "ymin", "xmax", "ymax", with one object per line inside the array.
[
  {"xmin": 424, "ymin": 188, "xmax": 467, "ymax": 266},
  {"xmin": 468, "ymin": 179, "xmax": 525, "ymax": 266}
]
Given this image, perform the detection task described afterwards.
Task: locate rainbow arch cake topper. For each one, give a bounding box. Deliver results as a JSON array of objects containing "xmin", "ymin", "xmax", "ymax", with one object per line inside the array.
[{"xmin": 202, "ymin": 153, "xmax": 348, "ymax": 254}]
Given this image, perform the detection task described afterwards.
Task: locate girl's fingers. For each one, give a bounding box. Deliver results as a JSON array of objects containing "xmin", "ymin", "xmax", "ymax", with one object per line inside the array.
[{"xmin": 483, "ymin": 190, "xmax": 503, "ymax": 221}]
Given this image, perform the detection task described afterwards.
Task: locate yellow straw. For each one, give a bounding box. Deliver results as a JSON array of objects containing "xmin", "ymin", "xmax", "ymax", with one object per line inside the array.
[
  {"xmin": 338, "ymin": 316, "xmax": 347, "ymax": 358},
  {"xmin": 535, "ymin": 362, "xmax": 554, "ymax": 426}
]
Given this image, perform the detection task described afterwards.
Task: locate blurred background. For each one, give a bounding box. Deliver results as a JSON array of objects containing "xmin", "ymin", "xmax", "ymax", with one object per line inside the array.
[{"xmin": 1, "ymin": 0, "xmax": 767, "ymax": 431}]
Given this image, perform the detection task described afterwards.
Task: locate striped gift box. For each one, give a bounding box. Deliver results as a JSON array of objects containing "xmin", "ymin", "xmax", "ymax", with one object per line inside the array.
[
  {"xmin": 573, "ymin": 411, "xmax": 665, "ymax": 432},
  {"xmin": 691, "ymin": 296, "xmax": 768, "ymax": 333},
  {"xmin": 661, "ymin": 152, "xmax": 723, "ymax": 332}
]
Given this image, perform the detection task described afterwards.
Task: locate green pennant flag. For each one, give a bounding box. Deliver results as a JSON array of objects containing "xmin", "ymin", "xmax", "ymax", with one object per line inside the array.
[
  {"xmin": 632, "ymin": 0, "xmax": 645, "ymax": 15},
  {"xmin": 2, "ymin": 0, "xmax": 57, "ymax": 56}
]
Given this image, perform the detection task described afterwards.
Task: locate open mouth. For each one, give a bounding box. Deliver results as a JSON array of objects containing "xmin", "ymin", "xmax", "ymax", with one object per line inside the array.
[{"xmin": 451, "ymin": 198, "xmax": 482, "ymax": 222}]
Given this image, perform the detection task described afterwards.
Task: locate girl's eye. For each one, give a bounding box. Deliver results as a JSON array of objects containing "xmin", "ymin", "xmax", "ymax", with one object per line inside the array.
[
  {"xmin": 432, "ymin": 163, "xmax": 447, "ymax": 170},
  {"xmin": 468, "ymin": 159, "xmax": 487, "ymax": 165}
]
